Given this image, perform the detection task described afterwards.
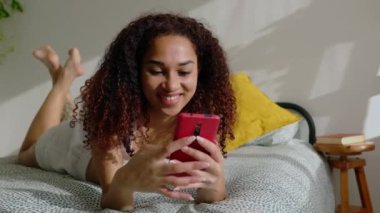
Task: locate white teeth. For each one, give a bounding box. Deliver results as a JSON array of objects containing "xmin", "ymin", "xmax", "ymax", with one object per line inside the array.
[{"xmin": 163, "ymin": 95, "xmax": 179, "ymax": 101}]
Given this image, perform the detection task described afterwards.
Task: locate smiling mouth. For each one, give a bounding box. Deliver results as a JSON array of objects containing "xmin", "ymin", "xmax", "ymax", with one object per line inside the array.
[{"xmin": 159, "ymin": 94, "xmax": 181, "ymax": 106}]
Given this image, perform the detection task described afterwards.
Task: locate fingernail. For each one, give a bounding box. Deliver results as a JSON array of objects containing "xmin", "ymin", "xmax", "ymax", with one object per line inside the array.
[
  {"xmin": 201, "ymin": 162, "xmax": 210, "ymax": 168},
  {"xmin": 171, "ymin": 159, "xmax": 181, "ymax": 164},
  {"xmin": 189, "ymin": 196, "xmax": 194, "ymax": 201},
  {"xmin": 198, "ymin": 177, "xmax": 207, "ymax": 183},
  {"xmin": 196, "ymin": 136, "xmax": 204, "ymax": 143},
  {"xmin": 182, "ymin": 146, "xmax": 189, "ymax": 152},
  {"xmin": 187, "ymin": 136, "xmax": 196, "ymax": 143}
]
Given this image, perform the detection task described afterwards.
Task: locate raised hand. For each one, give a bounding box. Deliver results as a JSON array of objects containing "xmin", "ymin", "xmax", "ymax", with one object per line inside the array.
[
  {"xmin": 108, "ymin": 136, "xmax": 211, "ymax": 203},
  {"xmin": 174, "ymin": 136, "xmax": 227, "ymax": 202}
]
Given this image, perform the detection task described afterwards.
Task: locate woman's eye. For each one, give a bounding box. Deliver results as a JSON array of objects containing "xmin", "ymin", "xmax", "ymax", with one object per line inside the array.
[
  {"xmin": 178, "ymin": 71, "xmax": 191, "ymax": 76},
  {"xmin": 148, "ymin": 69, "xmax": 163, "ymax": 75}
]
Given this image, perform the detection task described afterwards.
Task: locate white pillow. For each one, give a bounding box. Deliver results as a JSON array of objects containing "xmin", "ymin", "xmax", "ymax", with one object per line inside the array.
[{"xmin": 243, "ymin": 121, "xmax": 300, "ymax": 146}]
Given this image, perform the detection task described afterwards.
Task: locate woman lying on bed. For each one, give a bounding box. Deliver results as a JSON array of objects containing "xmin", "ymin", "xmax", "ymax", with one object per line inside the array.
[{"xmin": 16, "ymin": 13, "xmax": 236, "ymax": 210}]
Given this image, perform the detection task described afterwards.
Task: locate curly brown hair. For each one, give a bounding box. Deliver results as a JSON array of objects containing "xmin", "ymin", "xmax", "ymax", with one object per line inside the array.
[{"xmin": 72, "ymin": 13, "xmax": 236, "ymax": 154}]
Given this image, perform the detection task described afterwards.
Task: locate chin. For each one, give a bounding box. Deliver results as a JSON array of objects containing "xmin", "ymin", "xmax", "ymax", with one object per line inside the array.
[
  {"xmin": 161, "ymin": 109, "xmax": 182, "ymax": 117},
  {"xmin": 159, "ymin": 105, "xmax": 185, "ymax": 117}
]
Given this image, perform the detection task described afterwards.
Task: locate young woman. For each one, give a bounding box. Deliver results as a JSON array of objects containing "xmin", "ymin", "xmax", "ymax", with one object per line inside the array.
[{"xmin": 17, "ymin": 13, "xmax": 236, "ymax": 210}]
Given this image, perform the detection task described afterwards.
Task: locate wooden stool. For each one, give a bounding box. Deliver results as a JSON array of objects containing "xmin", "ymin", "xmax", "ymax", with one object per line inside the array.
[{"xmin": 314, "ymin": 141, "xmax": 375, "ymax": 213}]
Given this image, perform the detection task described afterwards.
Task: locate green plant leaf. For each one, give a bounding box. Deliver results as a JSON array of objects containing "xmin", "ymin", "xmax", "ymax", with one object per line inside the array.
[
  {"xmin": 0, "ymin": 0, "xmax": 23, "ymax": 64},
  {"xmin": 11, "ymin": 0, "xmax": 23, "ymax": 12},
  {"xmin": 0, "ymin": 7, "xmax": 10, "ymax": 19}
]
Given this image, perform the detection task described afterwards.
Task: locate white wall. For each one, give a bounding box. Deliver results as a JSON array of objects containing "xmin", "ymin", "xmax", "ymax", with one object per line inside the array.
[{"xmin": 1, "ymin": 0, "xmax": 379, "ymax": 211}]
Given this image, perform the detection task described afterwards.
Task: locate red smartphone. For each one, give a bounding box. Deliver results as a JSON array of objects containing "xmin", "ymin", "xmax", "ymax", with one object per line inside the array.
[{"xmin": 170, "ymin": 113, "xmax": 220, "ymax": 163}]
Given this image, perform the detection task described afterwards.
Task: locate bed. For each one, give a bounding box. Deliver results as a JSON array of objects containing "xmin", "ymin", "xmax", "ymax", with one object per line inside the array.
[{"xmin": 0, "ymin": 103, "xmax": 335, "ymax": 212}]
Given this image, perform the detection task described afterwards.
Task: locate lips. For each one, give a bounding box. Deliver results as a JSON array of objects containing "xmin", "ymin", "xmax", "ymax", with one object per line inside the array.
[{"xmin": 159, "ymin": 94, "xmax": 181, "ymax": 106}]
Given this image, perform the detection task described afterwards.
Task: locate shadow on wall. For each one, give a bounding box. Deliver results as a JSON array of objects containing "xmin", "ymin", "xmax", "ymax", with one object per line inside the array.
[
  {"xmin": 227, "ymin": 0, "xmax": 380, "ymax": 137},
  {"xmin": 0, "ymin": 0, "xmax": 209, "ymax": 105},
  {"xmin": 1, "ymin": 0, "xmax": 379, "ymax": 148}
]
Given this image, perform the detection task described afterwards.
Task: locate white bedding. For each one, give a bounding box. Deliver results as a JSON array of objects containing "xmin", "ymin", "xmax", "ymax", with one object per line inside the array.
[{"xmin": 0, "ymin": 139, "xmax": 334, "ymax": 212}]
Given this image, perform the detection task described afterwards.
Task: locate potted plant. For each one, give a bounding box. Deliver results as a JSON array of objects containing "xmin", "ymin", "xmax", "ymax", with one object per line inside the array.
[{"xmin": 0, "ymin": 0, "xmax": 23, "ymax": 63}]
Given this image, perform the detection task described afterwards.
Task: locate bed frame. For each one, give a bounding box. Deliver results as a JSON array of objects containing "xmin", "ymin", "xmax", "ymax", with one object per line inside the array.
[{"xmin": 277, "ymin": 102, "xmax": 316, "ymax": 144}]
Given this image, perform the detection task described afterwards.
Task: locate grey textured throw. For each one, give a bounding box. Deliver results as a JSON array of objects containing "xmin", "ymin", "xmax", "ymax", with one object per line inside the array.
[{"xmin": 0, "ymin": 139, "xmax": 334, "ymax": 213}]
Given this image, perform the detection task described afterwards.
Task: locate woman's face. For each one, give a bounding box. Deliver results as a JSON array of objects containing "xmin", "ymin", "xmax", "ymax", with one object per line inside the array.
[{"xmin": 141, "ymin": 35, "xmax": 198, "ymax": 119}]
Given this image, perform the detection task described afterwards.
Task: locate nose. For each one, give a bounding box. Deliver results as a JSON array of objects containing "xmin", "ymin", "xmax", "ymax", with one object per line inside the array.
[{"xmin": 163, "ymin": 73, "xmax": 180, "ymax": 91}]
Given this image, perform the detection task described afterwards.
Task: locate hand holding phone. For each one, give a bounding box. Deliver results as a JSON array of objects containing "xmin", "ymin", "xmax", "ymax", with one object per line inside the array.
[{"xmin": 169, "ymin": 113, "xmax": 220, "ymax": 163}]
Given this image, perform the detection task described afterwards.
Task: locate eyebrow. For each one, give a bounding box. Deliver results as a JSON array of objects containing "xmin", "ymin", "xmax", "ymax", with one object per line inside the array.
[{"xmin": 146, "ymin": 60, "xmax": 194, "ymax": 66}]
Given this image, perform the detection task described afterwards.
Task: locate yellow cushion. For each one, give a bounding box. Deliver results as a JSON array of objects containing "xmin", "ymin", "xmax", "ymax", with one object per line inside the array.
[{"xmin": 225, "ymin": 72, "xmax": 301, "ymax": 152}]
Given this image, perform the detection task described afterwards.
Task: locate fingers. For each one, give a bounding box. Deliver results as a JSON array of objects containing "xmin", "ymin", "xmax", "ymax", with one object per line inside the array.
[
  {"xmin": 187, "ymin": 169, "xmax": 215, "ymax": 185},
  {"xmin": 193, "ymin": 136, "xmax": 224, "ymax": 163},
  {"xmin": 162, "ymin": 175, "xmax": 202, "ymax": 187},
  {"xmin": 180, "ymin": 145, "xmax": 213, "ymax": 163},
  {"xmin": 172, "ymin": 183, "xmax": 204, "ymax": 191},
  {"xmin": 160, "ymin": 136, "xmax": 196, "ymax": 157},
  {"xmin": 162, "ymin": 160, "xmax": 210, "ymax": 175},
  {"xmin": 170, "ymin": 178, "xmax": 207, "ymax": 191},
  {"xmin": 159, "ymin": 187, "xmax": 194, "ymax": 201},
  {"xmin": 170, "ymin": 169, "xmax": 214, "ymax": 191}
]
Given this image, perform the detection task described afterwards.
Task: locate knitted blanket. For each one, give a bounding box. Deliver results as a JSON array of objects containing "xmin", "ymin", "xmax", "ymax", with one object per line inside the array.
[{"xmin": 0, "ymin": 139, "xmax": 334, "ymax": 213}]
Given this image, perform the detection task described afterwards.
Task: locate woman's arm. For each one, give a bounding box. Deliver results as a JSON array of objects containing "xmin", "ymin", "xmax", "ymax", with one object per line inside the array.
[
  {"xmin": 88, "ymin": 144, "xmax": 133, "ymax": 210},
  {"xmin": 90, "ymin": 136, "xmax": 211, "ymax": 211}
]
